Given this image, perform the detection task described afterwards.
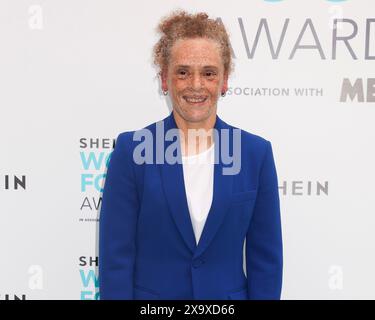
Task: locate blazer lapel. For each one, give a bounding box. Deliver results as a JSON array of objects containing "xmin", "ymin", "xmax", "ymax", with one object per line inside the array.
[
  {"xmin": 159, "ymin": 112, "xmax": 234, "ymax": 257},
  {"xmin": 159, "ymin": 113, "xmax": 197, "ymax": 254},
  {"xmin": 193, "ymin": 115, "xmax": 233, "ymax": 259}
]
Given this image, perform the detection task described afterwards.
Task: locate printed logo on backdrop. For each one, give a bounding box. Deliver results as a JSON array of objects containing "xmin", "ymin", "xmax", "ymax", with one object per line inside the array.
[
  {"xmin": 279, "ymin": 180, "xmax": 329, "ymax": 196},
  {"xmin": 79, "ymin": 256, "xmax": 99, "ymax": 300},
  {"xmin": 216, "ymin": 0, "xmax": 374, "ymax": 103},
  {"xmin": 226, "ymin": 87, "xmax": 323, "ymax": 98},
  {"xmin": 340, "ymin": 78, "xmax": 375, "ymax": 102},
  {"xmin": 79, "ymin": 138, "xmax": 115, "ymax": 223},
  {"xmin": 225, "ymin": 18, "xmax": 374, "ymax": 61},
  {"xmin": 0, "ymin": 293, "xmax": 26, "ymax": 300},
  {"xmin": 1, "ymin": 175, "xmax": 26, "ymax": 190}
]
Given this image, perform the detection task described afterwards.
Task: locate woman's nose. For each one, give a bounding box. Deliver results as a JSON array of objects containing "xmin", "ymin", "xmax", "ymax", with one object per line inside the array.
[{"xmin": 191, "ymin": 73, "xmax": 203, "ymax": 90}]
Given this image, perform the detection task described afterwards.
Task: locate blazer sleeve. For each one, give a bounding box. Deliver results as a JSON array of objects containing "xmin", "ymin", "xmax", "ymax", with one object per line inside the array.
[
  {"xmin": 99, "ymin": 132, "xmax": 139, "ymax": 300},
  {"xmin": 246, "ymin": 140, "xmax": 283, "ymax": 300}
]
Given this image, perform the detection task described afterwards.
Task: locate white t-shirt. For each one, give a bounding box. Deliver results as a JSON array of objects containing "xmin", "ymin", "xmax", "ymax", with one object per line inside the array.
[{"xmin": 181, "ymin": 143, "xmax": 215, "ymax": 245}]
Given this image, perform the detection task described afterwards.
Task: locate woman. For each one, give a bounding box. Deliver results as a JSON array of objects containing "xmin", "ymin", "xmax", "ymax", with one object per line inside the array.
[{"xmin": 99, "ymin": 10, "xmax": 283, "ymax": 300}]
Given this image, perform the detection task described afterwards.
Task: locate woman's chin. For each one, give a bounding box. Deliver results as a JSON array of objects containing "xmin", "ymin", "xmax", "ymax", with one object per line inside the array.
[{"xmin": 183, "ymin": 109, "xmax": 212, "ymax": 123}]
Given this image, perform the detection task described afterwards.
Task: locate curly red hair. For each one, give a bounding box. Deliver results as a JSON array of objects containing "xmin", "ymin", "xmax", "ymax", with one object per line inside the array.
[{"xmin": 153, "ymin": 10, "xmax": 233, "ymax": 76}]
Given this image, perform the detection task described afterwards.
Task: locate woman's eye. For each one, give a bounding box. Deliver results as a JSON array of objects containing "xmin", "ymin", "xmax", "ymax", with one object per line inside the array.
[
  {"xmin": 178, "ymin": 70, "xmax": 187, "ymax": 76},
  {"xmin": 205, "ymin": 72, "xmax": 216, "ymax": 77}
]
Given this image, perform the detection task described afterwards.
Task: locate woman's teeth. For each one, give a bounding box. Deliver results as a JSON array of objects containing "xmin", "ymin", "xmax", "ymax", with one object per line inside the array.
[{"xmin": 184, "ymin": 97, "xmax": 207, "ymax": 103}]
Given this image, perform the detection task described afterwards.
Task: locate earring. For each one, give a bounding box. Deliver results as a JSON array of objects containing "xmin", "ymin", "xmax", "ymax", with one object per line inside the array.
[
  {"xmin": 163, "ymin": 90, "xmax": 168, "ymax": 96},
  {"xmin": 221, "ymin": 91, "xmax": 226, "ymax": 97}
]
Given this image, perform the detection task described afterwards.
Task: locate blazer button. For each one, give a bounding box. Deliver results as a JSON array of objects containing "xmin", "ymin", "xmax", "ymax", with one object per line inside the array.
[{"xmin": 192, "ymin": 258, "xmax": 205, "ymax": 268}]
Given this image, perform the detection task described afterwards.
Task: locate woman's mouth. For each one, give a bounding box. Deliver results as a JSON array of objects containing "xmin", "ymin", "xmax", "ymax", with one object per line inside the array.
[{"xmin": 183, "ymin": 95, "xmax": 208, "ymax": 105}]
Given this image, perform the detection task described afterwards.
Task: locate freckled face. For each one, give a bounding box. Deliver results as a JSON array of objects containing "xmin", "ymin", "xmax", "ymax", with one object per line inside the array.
[{"xmin": 162, "ymin": 38, "xmax": 228, "ymax": 123}]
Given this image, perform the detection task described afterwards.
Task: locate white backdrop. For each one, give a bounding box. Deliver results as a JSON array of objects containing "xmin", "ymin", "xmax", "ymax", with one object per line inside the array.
[{"xmin": 1, "ymin": 0, "xmax": 374, "ymax": 300}]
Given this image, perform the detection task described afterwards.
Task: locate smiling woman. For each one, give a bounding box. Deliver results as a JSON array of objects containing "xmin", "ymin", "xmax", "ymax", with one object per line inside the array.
[
  {"xmin": 99, "ymin": 9, "xmax": 283, "ymax": 300},
  {"xmin": 153, "ymin": 10, "xmax": 234, "ymax": 155}
]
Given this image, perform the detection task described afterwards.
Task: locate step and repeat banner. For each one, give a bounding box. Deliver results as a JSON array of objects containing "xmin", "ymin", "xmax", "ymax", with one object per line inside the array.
[{"xmin": 1, "ymin": 0, "xmax": 374, "ymax": 300}]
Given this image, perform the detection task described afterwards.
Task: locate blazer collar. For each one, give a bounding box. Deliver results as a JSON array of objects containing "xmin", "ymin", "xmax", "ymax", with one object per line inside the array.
[{"xmin": 159, "ymin": 111, "xmax": 234, "ymax": 258}]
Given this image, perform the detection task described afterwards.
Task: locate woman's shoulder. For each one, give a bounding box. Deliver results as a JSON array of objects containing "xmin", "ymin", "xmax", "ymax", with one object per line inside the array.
[
  {"xmin": 222, "ymin": 119, "xmax": 271, "ymax": 152},
  {"xmin": 114, "ymin": 117, "xmax": 161, "ymax": 147}
]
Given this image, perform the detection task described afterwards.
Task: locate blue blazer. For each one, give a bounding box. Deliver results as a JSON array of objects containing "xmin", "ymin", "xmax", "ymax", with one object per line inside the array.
[{"xmin": 99, "ymin": 112, "xmax": 283, "ymax": 300}]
